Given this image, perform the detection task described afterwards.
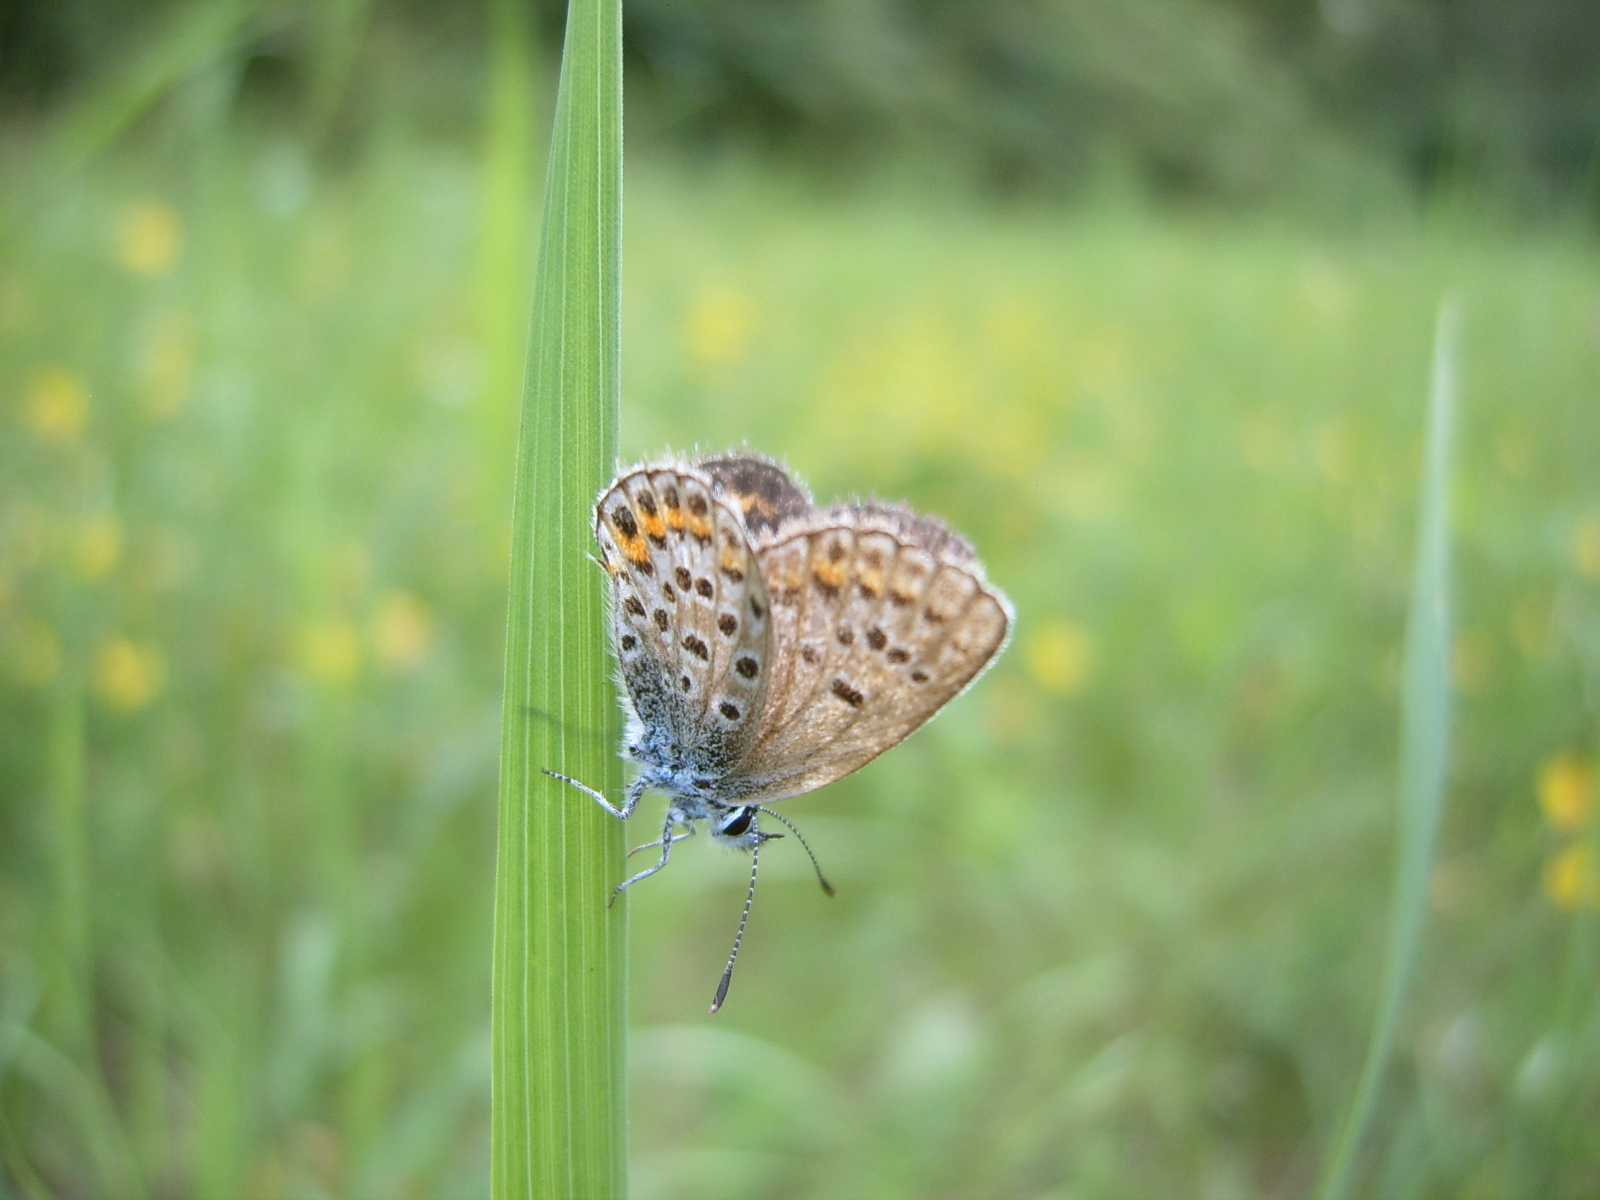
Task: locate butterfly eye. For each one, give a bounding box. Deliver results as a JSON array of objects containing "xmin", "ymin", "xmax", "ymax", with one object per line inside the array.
[{"xmin": 717, "ymin": 807, "xmax": 755, "ymax": 837}]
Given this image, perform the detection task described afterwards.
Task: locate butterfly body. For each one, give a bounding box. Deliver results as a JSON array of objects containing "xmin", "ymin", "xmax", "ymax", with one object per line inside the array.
[{"xmin": 551, "ymin": 452, "xmax": 1012, "ymax": 1009}]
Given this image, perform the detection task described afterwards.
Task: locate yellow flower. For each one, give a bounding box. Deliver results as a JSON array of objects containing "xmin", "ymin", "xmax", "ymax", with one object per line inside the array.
[
  {"xmin": 298, "ymin": 619, "xmax": 362, "ymax": 686},
  {"xmin": 138, "ymin": 310, "xmax": 196, "ymax": 421},
  {"xmin": 1025, "ymin": 619, "xmax": 1093, "ymax": 697},
  {"xmin": 1574, "ymin": 517, "xmax": 1600, "ymax": 580},
  {"xmin": 1544, "ymin": 844, "xmax": 1600, "ymax": 912},
  {"xmin": 114, "ymin": 201, "xmax": 183, "ymax": 277},
  {"xmin": 370, "ymin": 591, "xmax": 433, "ymax": 672},
  {"xmin": 22, "ymin": 367, "xmax": 89, "ymax": 443},
  {"xmin": 1539, "ymin": 753, "xmax": 1594, "ymax": 833},
  {"xmin": 12, "ymin": 620, "xmax": 62, "ymax": 687},
  {"xmin": 94, "ymin": 638, "xmax": 166, "ymax": 712},
  {"xmin": 684, "ymin": 285, "xmax": 756, "ymax": 369},
  {"xmin": 74, "ymin": 514, "xmax": 123, "ymax": 581}
]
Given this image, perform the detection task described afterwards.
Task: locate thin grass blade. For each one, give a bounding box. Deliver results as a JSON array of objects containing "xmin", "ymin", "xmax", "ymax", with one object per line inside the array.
[
  {"xmin": 490, "ymin": 0, "xmax": 625, "ymax": 1196},
  {"xmin": 1316, "ymin": 300, "xmax": 1459, "ymax": 1199}
]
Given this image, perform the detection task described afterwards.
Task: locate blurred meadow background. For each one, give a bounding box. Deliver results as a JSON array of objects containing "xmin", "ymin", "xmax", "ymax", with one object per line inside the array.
[{"xmin": 4, "ymin": 1, "xmax": 1600, "ymax": 1197}]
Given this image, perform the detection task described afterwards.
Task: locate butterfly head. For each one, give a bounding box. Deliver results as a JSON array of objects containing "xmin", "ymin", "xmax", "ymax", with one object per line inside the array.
[{"xmin": 711, "ymin": 804, "xmax": 780, "ymax": 852}]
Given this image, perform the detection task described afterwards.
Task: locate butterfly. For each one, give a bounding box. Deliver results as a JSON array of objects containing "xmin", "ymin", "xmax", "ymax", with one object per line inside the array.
[{"xmin": 547, "ymin": 454, "xmax": 1012, "ymax": 1011}]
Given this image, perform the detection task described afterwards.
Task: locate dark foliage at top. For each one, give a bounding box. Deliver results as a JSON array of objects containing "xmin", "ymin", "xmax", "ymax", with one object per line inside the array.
[{"xmin": 4, "ymin": 0, "xmax": 1597, "ymax": 214}]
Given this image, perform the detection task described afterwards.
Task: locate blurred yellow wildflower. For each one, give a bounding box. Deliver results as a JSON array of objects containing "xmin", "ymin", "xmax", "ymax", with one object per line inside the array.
[
  {"xmin": 299, "ymin": 619, "xmax": 362, "ymax": 686},
  {"xmin": 138, "ymin": 311, "xmax": 197, "ymax": 421},
  {"xmin": 1538, "ymin": 753, "xmax": 1594, "ymax": 833},
  {"xmin": 1025, "ymin": 620, "xmax": 1094, "ymax": 697},
  {"xmin": 94, "ymin": 637, "xmax": 166, "ymax": 712},
  {"xmin": 114, "ymin": 201, "xmax": 183, "ymax": 277},
  {"xmin": 74, "ymin": 514, "xmax": 124, "ymax": 581},
  {"xmin": 1543, "ymin": 844, "xmax": 1600, "ymax": 912},
  {"xmin": 371, "ymin": 591, "xmax": 434, "ymax": 672},
  {"xmin": 685, "ymin": 285, "xmax": 757, "ymax": 368},
  {"xmin": 12, "ymin": 620, "xmax": 62, "ymax": 687},
  {"xmin": 23, "ymin": 367, "xmax": 89, "ymax": 443},
  {"xmin": 1573, "ymin": 517, "xmax": 1600, "ymax": 580}
]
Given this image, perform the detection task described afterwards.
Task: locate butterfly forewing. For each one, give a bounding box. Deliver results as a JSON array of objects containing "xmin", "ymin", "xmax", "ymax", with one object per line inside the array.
[
  {"xmin": 596, "ymin": 466, "xmax": 772, "ymax": 764},
  {"xmin": 699, "ymin": 455, "xmax": 812, "ymax": 538},
  {"xmin": 730, "ymin": 513, "xmax": 1011, "ymax": 802}
]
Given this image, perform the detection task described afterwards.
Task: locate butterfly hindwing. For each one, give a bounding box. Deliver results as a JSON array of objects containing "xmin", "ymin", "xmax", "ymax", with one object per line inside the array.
[{"xmin": 729, "ymin": 507, "xmax": 1011, "ymax": 802}]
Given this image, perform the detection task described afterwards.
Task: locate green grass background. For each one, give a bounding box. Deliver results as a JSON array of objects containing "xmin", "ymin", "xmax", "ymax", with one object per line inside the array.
[{"xmin": 4, "ymin": 33, "xmax": 1600, "ymax": 1200}]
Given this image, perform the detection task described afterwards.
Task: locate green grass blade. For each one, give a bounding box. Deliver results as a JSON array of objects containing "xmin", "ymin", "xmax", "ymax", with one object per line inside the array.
[
  {"xmin": 490, "ymin": 0, "xmax": 625, "ymax": 1197},
  {"xmin": 1316, "ymin": 301, "xmax": 1459, "ymax": 1200}
]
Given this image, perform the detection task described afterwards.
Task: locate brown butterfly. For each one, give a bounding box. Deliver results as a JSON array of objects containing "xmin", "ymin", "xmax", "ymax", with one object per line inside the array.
[{"xmin": 547, "ymin": 454, "xmax": 1012, "ymax": 1011}]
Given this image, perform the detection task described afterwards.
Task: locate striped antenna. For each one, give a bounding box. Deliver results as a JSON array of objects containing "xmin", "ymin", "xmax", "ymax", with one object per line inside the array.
[{"xmin": 710, "ymin": 832, "xmax": 765, "ymax": 1014}]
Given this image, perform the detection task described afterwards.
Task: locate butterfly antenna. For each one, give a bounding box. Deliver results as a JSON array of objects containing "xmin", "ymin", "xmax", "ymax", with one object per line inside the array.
[
  {"xmin": 756, "ymin": 807, "xmax": 835, "ymax": 897},
  {"xmin": 710, "ymin": 834, "xmax": 764, "ymax": 1014}
]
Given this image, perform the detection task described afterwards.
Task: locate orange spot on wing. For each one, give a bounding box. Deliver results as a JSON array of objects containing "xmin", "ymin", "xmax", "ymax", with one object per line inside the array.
[
  {"xmin": 813, "ymin": 561, "xmax": 845, "ymax": 591},
  {"xmin": 665, "ymin": 505, "xmax": 686, "ymax": 531},
  {"xmin": 738, "ymin": 493, "xmax": 775, "ymax": 520},
  {"xmin": 620, "ymin": 534, "xmax": 650, "ymax": 565},
  {"xmin": 688, "ymin": 515, "xmax": 713, "ymax": 541},
  {"xmin": 641, "ymin": 513, "xmax": 668, "ymax": 541}
]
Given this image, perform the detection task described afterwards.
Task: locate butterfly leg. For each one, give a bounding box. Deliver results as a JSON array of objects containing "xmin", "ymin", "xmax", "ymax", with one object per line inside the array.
[
  {"xmin": 610, "ymin": 808, "xmax": 683, "ymax": 907},
  {"xmin": 543, "ymin": 771, "xmax": 646, "ymax": 819},
  {"xmin": 626, "ymin": 822, "xmax": 695, "ymax": 861}
]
